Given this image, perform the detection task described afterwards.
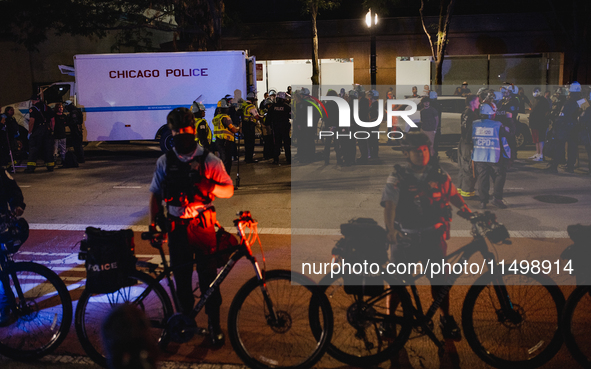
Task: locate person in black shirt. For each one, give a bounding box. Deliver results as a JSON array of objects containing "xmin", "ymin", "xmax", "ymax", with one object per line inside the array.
[
  {"xmin": 266, "ymin": 92, "xmax": 292, "ymax": 164},
  {"xmin": 25, "ymin": 94, "xmax": 55, "ymax": 173},
  {"xmin": 52, "ymin": 103, "xmax": 68, "ymax": 164},
  {"xmin": 457, "ymin": 95, "xmax": 480, "ymax": 198},
  {"xmin": 356, "ymin": 87, "xmax": 370, "ymax": 164},
  {"xmin": 1, "ymin": 107, "xmax": 19, "ymax": 170},
  {"xmin": 322, "ymin": 89, "xmax": 340, "ymax": 165},
  {"xmin": 64, "ymin": 101, "xmax": 85, "ymax": 163}
]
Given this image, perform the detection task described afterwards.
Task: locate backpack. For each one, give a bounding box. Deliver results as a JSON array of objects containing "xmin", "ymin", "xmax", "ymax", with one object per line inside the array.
[
  {"xmin": 80, "ymin": 227, "xmax": 136, "ymax": 294},
  {"xmin": 332, "ymin": 218, "xmax": 388, "ymax": 296},
  {"xmin": 63, "ymin": 150, "xmax": 79, "ymax": 168}
]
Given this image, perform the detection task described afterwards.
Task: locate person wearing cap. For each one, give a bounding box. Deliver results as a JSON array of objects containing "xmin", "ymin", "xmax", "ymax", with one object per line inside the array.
[
  {"xmin": 241, "ymin": 92, "xmax": 260, "ymax": 163},
  {"xmin": 213, "ymin": 100, "xmax": 239, "ymax": 174},
  {"xmin": 472, "ymin": 104, "xmax": 511, "ymax": 209},
  {"xmin": 368, "ymin": 89, "xmax": 381, "ymax": 160},
  {"xmin": 25, "ymin": 94, "xmax": 55, "ymax": 173},
  {"xmin": 381, "ymin": 131, "xmax": 471, "ymax": 341},
  {"xmin": 419, "ymin": 96, "xmax": 439, "ymax": 156},
  {"xmin": 266, "ymin": 91, "xmax": 292, "ymax": 164},
  {"xmin": 149, "ymin": 107, "xmax": 233, "ymax": 347},
  {"xmin": 191, "ymin": 101, "xmax": 211, "ymax": 150}
]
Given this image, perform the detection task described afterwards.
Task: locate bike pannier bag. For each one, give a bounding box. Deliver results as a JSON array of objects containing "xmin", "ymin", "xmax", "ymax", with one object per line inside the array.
[{"xmin": 82, "ymin": 227, "xmax": 136, "ymax": 294}]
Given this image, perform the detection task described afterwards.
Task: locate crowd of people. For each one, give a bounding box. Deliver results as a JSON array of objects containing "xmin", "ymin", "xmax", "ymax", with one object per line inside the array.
[{"xmin": 0, "ymin": 94, "xmax": 85, "ymax": 173}]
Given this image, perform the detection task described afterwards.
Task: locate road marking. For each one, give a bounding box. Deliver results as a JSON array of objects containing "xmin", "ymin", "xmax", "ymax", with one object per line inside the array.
[
  {"xmin": 19, "ymin": 185, "xmax": 31, "ymax": 188},
  {"xmin": 113, "ymin": 185, "xmax": 143, "ymax": 189},
  {"xmin": 27, "ymin": 224, "xmax": 570, "ymax": 238}
]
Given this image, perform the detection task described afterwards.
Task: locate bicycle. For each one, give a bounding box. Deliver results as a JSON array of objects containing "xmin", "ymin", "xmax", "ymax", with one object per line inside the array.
[
  {"xmin": 75, "ymin": 211, "xmax": 333, "ymax": 369},
  {"xmin": 311, "ymin": 211, "xmax": 565, "ymax": 369},
  {"xmin": 0, "ymin": 213, "xmax": 73, "ymax": 360},
  {"xmin": 560, "ymin": 224, "xmax": 591, "ymax": 368}
]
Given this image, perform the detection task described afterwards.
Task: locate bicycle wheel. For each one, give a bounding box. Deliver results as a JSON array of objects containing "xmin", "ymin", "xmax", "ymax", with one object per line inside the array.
[
  {"xmin": 228, "ymin": 269, "xmax": 333, "ymax": 369},
  {"xmin": 75, "ymin": 270, "xmax": 173, "ymax": 367},
  {"xmin": 313, "ymin": 275, "xmax": 413, "ymax": 367},
  {"xmin": 462, "ymin": 273, "xmax": 565, "ymax": 369},
  {"xmin": 562, "ymin": 286, "xmax": 591, "ymax": 368},
  {"xmin": 0, "ymin": 262, "xmax": 72, "ymax": 360}
]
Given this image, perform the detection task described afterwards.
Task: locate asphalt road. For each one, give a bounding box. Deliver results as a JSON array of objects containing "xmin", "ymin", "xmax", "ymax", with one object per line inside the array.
[{"xmin": 2, "ymin": 140, "xmax": 590, "ymax": 369}]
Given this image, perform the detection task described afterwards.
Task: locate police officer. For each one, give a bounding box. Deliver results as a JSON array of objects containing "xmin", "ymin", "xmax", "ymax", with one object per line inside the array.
[
  {"xmin": 546, "ymin": 82, "xmax": 582, "ymax": 173},
  {"xmin": 0, "ymin": 168, "xmax": 26, "ymax": 325},
  {"xmin": 266, "ymin": 92, "xmax": 291, "ymax": 165},
  {"xmin": 25, "ymin": 94, "xmax": 55, "ymax": 173},
  {"xmin": 368, "ymin": 89, "xmax": 381, "ymax": 160},
  {"xmin": 496, "ymin": 84, "xmax": 519, "ymax": 160},
  {"xmin": 1, "ymin": 107, "xmax": 19, "ymax": 170},
  {"xmin": 64, "ymin": 101, "xmax": 85, "ymax": 163},
  {"xmin": 322, "ymin": 89, "xmax": 340, "ymax": 165},
  {"xmin": 472, "ymin": 104, "xmax": 511, "ymax": 209},
  {"xmin": 259, "ymin": 94, "xmax": 275, "ymax": 160},
  {"xmin": 242, "ymin": 92, "xmax": 260, "ymax": 163},
  {"xmin": 293, "ymin": 88, "xmax": 318, "ymax": 163},
  {"xmin": 149, "ymin": 107, "xmax": 234, "ymax": 346},
  {"xmin": 381, "ymin": 132, "xmax": 471, "ymax": 340},
  {"xmin": 457, "ymin": 95, "xmax": 480, "ymax": 198},
  {"xmin": 191, "ymin": 102, "xmax": 212, "ymax": 150},
  {"xmin": 213, "ymin": 100, "xmax": 239, "ymax": 175}
]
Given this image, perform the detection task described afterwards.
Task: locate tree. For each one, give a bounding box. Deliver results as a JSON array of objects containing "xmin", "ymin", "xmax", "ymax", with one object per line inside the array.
[
  {"xmin": 0, "ymin": 0, "xmax": 224, "ymax": 52},
  {"xmin": 299, "ymin": 0, "xmax": 340, "ymax": 94},
  {"xmin": 419, "ymin": 0, "xmax": 456, "ymax": 87}
]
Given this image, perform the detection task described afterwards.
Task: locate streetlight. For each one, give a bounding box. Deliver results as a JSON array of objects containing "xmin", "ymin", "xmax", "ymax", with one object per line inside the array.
[{"xmin": 366, "ymin": 9, "xmax": 378, "ymax": 89}]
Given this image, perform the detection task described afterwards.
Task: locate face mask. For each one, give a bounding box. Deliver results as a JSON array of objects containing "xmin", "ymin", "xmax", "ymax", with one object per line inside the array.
[{"xmin": 172, "ymin": 133, "xmax": 197, "ymax": 154}]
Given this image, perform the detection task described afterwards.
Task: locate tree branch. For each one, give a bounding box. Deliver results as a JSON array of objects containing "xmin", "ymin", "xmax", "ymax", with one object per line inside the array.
[{"xmin": 419, "ymin": 0, "xmax": 435, "ymax": 60}]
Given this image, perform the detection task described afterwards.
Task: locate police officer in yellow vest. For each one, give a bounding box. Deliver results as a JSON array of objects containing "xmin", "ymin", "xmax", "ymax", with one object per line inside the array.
[
  {"xmin": 213, "ymin": 99, "xmax": 238, "ymax": 174},
  {"xmin": 242, "ymin": 92, "xmax": 261, "ymax": 163},
  {"xmin": 191, "ymin": 101, "xmax": 212, "ymax": 150}
]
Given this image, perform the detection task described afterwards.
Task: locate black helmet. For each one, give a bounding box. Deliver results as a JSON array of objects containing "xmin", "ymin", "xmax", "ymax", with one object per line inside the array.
[
  {"xmin": 167, "ymin": 107, "xmax": 194, "ymax": 131},
  {"xmin": 400, "ymin": 132, "xmax": 432, "ymax": 151}
]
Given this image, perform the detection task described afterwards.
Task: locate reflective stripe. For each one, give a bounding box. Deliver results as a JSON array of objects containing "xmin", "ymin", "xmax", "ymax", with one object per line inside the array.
[
  {"xmin": 242, "ymin": 103, "xmax": 257, "ymax": 122},
  {"xmin": 213, "ymin": 114, "xmax": 234, "ymax": 141},
  {"xmin": 472, "ymin": 119, "xmax": 502, "ymax": 163},
  {"xmin": 27, "ymin": 162, "xmax": 37, "ymax": 167}
]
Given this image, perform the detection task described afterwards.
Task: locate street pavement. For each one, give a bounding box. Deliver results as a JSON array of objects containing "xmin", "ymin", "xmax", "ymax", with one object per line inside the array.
[{"xmin": 2, "ymin": 139, "xmax": 590, "ymax": 368}]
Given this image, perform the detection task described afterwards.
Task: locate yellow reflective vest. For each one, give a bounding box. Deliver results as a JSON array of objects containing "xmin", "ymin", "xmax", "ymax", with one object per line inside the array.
[
  {"xmin": 242, "ymin": 102, "xmax": 258, "ymax": 122},
  {"xmin": 213, "ymin": 114, "xmax": 234, "ymax": 141},
  {"xmin": 194, "ymin": 118, "xmax": 212, "ymax": 145}
]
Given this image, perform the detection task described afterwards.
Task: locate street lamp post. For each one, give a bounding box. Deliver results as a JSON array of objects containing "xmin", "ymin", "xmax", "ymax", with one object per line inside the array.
[{"xmin": 366, "ymin": 9, "xmax": 378, "ymax": 89}]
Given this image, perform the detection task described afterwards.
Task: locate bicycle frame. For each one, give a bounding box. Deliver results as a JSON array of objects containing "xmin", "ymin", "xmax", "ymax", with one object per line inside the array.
[
  {"xmin": 357, "ymin": 232, "xmax": 515, "ymax": 349},
  {"xmin": 133, "ymin": 214, "xmax": 280, "ymax": 327}
]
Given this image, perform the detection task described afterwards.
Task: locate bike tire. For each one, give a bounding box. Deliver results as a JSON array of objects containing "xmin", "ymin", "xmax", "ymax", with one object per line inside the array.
[
  {"xmin": 311, "ymin": 274, "xmax": 413, "ymax": 367},
  {"xmin": 75, "ymin": 269, "xmax": 173, "ymax": 367},
  {"xmin": 562, "ymin": 286, "xmax": 591, "ymax": 368},
  {"xmin": 0, "ymin": 262, "xmax": 72, "ymax": 360},
  {"xmin": 228, "ymin": 269, "xmax": 333, "ymax": 369},
  {"xmin": 462, "ymin": 273, "xmax": 565, "ymax": 369}
]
